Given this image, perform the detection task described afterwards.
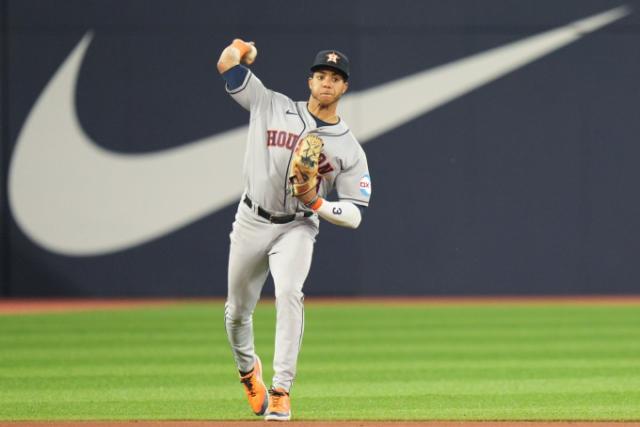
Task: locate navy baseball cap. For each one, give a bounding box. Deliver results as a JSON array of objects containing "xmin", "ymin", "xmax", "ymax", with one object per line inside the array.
[{"xmin": 310, "ymin": 50, "xmax": 350, "ymax": 80}]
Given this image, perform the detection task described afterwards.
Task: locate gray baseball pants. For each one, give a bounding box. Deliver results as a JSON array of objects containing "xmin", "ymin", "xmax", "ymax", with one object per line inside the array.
[{"xmin": 224, "ymin": 199, "xmax": 318, "ymax": 392}]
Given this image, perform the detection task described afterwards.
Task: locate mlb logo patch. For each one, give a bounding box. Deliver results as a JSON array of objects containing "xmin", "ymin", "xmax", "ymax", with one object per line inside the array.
[{"xmin": 359, "ymin": 174, "xmax": 371, "ymax": 197}]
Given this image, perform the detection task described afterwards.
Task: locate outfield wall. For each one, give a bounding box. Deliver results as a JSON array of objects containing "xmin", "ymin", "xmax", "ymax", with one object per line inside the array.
[{"xmin": 2, "ymin": 0, "xmax": 640, "ymax": 296}]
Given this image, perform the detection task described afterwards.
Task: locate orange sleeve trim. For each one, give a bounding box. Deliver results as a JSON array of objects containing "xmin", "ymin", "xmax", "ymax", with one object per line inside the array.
[
  {"xmin": 310, "ymin": 197, "xmax": 324, "ymax": 212},
  {"xmin": 232, "ymin": 39, "xmax": 251, "ymax": 57}
]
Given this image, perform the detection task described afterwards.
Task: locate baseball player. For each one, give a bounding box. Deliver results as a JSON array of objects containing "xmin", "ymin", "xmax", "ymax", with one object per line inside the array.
[{"xmin": 217, "ymin": 38, "xmax": 371, "ymax": 421}]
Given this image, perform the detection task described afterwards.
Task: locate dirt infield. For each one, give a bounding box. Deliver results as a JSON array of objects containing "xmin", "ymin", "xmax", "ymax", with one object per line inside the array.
[
  {"xmin": 3, "ymin": 421, "xmax": 640, "ymax": 426},
  {"xmin": 1, "ymin": 295, "xmax": 640, "ymax": 314}
]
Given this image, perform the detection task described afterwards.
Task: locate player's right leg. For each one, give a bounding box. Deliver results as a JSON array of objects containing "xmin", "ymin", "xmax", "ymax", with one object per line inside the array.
[{"xmin": 225, "ymin": 202, "xmax": 272, "ymax": 415}]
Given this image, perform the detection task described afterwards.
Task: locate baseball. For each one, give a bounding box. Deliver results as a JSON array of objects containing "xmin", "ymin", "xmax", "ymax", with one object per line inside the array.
[{"xmin": 243, "ymin": 43, "xmax": 258, "ymax": 65}]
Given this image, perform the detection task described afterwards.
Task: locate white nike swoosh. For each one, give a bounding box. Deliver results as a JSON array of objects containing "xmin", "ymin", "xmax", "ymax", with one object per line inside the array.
[{"xmin": 8, "ymin": 6, "xmax": 630, "ymax": 256}]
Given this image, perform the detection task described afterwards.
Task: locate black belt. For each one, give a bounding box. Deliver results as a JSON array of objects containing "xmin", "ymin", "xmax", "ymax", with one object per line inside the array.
[{"xmin": 243, "ymin": 196, "xmax": 313, "ymax": 224}]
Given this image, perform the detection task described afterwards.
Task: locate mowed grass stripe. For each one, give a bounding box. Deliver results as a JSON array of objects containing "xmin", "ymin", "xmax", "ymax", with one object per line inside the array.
[
  {"xmin": 0, "ymin": 399, "xmax": 250, "ymax": 421},
  {"xmin": 3, "ymin": 358, "xmax": 640, "ymax": 379},
  {"xmin": 2, "ymin": 304, "xmax": 637, "ymax": 324},
  {"xmin": 3, "ymin": 375, "xmax": 640, "ymax": 402},
  {"xmin": 4, "ymin": 337, "xmax": 640, "ymax": 357},
  {"xmin": 3, "ymin": 328, "xmax": 640, "ymax": 347},
  {"xmin": 3, "ymin": 348, "xmax": 639, "ymax": 367},
  {"xmin": 2, "ymin": 393, "xmax": 639, "ymax": 421},
  {"xmin": 295, "ymin": 392, "xmax": 640, "ymax": 420},
  {"xmin": 4, "ymin": 326, "xmax": 640, "ymax": 346},
  {"xmin": 0, "ymin": 302, "xmax": 639, "ymax": 420},
  {"xmin": 2, "ymin": 365, "xmax": 636, "ymax": 390},
  {"xmin": 3, "ymin": 354, "xmax": 638, "ymax": 370}
]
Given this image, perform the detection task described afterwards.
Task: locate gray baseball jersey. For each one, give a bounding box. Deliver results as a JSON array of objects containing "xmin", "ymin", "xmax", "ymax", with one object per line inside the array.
[{"xmin": 228, "ymin": 70, "xmax": 371, "ymax": 213}]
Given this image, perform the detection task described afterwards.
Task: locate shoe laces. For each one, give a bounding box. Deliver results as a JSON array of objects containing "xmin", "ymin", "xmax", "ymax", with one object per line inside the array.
[
  {"xmin": 269, "ymin": 387, "xmax": 288, "ymax": 408},
  {"xmin": 241, "ymin": 375, "xmax": 257, "ymax": 397}
]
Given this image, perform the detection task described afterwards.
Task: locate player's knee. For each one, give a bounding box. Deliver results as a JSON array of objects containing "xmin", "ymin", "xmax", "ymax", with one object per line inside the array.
[
  {"xmin": 225, "ymin": 312, "xmax": 253, "ymax": 326},
  {"xmin": 275, "ymin": 287, "xmax": 304, "ymax": 303},
  {"xmin": 224, "ymin": 303, "xmax": 253, "ymax": 324}
]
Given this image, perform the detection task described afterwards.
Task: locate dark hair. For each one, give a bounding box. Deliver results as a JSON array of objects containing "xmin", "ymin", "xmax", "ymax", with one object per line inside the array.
[{"xmin": 309, "ymin": 67, "xmax": 349, "ymax": 82}]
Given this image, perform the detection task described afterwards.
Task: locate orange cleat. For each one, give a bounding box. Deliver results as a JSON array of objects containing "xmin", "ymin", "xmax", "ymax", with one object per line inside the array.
[
  {"xmin": 239, "ymin": 355, "xmax": 268, "ymax": 416},
  {"xmin": 264, "ymin": 386, "xmax": 291, "ymax": 421}
]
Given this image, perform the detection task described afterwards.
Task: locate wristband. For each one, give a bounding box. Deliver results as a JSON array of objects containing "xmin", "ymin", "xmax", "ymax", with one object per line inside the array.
[
  {"xmin": 303, "ymin": 195, "xmax": 318, "ymax": 208},
  {"xmin": 307, "ymin": 197, "xmax": 324, "ymax": 212},
  {"xmin": 231, "ymin": 39, "xmax": 251, "ymax": 58}
]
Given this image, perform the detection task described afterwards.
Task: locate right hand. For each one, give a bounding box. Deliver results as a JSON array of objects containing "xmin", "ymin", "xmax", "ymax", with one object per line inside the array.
[
  {"xmin": 242, "ymin": 42, "xmax": 258, "ymax": 65},
  {"xmin": 232, "ymin": 39, "xmax": 257, "ymax": 65}
]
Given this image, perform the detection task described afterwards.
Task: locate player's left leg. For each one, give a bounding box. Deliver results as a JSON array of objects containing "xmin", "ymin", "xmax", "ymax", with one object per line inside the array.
[{"xmin": 265, "ymin": 222, "xmax": 317, "ymax": 420}]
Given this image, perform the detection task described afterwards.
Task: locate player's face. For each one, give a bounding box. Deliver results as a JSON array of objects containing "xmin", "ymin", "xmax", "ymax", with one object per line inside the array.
[{"xmin": 308, "ymin": 69, "xmax": 348, "ymax": 106}]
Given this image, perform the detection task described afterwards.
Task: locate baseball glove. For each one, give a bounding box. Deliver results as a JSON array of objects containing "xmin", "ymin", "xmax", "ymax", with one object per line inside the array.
[{"xmin": 289, "ymin": 134, "xmax": 324, "ymax": 197}]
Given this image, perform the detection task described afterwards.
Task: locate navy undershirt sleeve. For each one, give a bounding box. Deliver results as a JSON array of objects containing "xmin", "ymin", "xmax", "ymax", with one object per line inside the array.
[{"xmin": 222, "ymin": 65, "xmax": 249, "ymax": 91}]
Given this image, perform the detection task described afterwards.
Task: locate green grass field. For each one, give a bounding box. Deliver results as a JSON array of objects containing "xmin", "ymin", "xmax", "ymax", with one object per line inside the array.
[{"xmin": 1, "ymin": 301, "xmax": 639, "ymax": 421}]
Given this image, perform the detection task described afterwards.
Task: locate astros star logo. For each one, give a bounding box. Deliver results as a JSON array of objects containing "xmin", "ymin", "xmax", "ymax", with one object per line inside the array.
[{"xmin": 326, "ymin": 52, "xmax": 339, "ymax": 63}]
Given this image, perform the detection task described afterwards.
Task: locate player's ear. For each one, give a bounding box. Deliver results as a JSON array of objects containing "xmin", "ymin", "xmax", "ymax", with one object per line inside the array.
[{"xmin": 342, "ymin": 81, "xmax": 349, "ymax": 95}]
